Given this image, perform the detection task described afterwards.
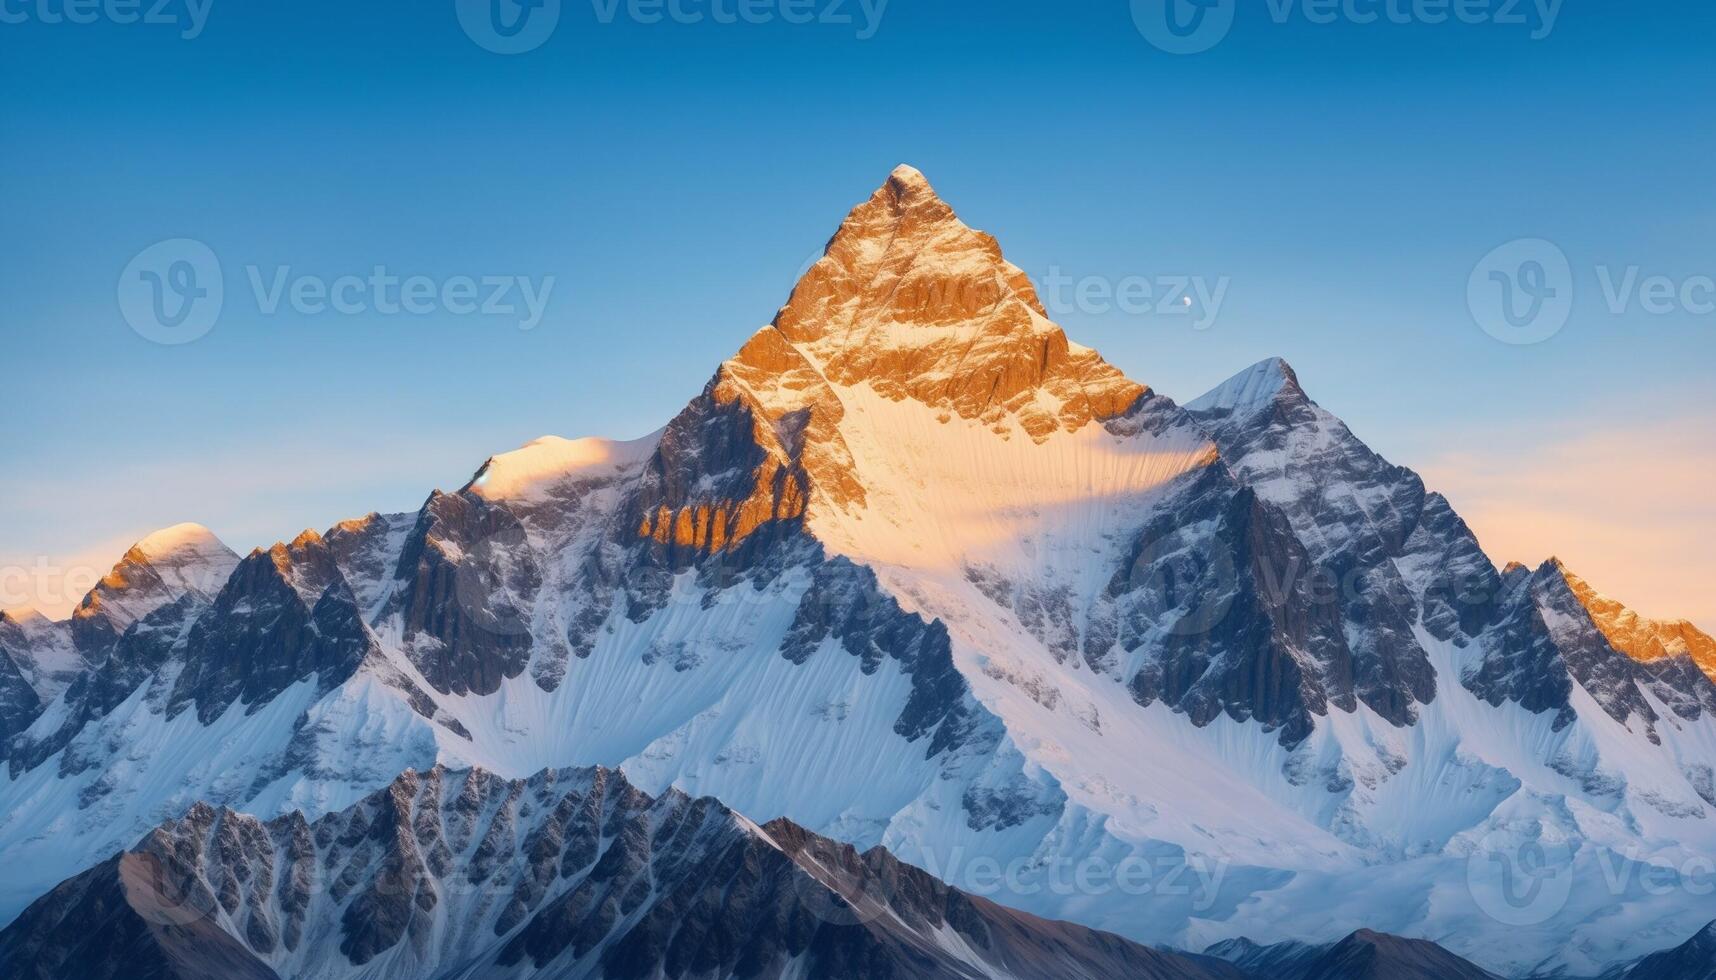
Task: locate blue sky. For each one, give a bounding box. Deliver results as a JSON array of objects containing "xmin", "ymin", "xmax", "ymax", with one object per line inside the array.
[{"xmin": 2, "ymin": 0, "xmax": 1712, "ymax": 626}]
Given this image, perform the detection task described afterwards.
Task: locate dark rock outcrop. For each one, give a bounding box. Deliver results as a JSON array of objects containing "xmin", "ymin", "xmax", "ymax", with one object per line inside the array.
[
  {"xmin": 1617, "ymin": 920, "xmax": 1716, "ymax": 979},
  {"xmin": 0, "ymin": 645, "xmax": 41, "ymax": 743},
  {"xmin": 1187, "ymin": 359, "xmax": 1446, "ymax": 729},
  {"xmin": 1466, "ymin": 561, "xmax": 1716, "ymax": 743},
  {"xmin": 386, "ymin": 492, "xmax": 541, "ymax": 697},
  {"xmin": 1207, "ymin": 929, "xmax": 1500, "ymax": 980},
  {"xmin": 0, "ymin": 765, "xmax": 1244, "ymax": 980},
  {"xmin": 170, "ymin": 531, "xmax": 375, "ymax": 723},
  {"xmin": 0, "ymin": 852, "xmax": 280, "ymax": 980}
]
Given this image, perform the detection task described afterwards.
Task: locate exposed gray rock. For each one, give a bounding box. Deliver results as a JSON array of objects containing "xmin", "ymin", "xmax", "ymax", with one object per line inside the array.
[
  {"xmin": 323, "ymin": 511, "xmax": 416, "ymax": 621},
  {"xmin": 1187, "ymin": 359, "xmax": 1442, "ymax": 728},
  {"xmin": 386, "ymin": 492, "xmax": 540, "ymax": 697},
  {"xmin": 1088, "ymin": 463, "xmax": 1355, "ymax": 748},
  {"xmin": 7, "ymin": 592, "xmax": 210, "ymax": 776},
  {"xmin": 0, "ymin": 765, "xmax": 1245, "ymax": 980},
  {"xmin": 0, "ymin": 851, "xmax": 280, "ymax": 980},
  {"xmin": 1206, "ymin": 929, "xmax": 1501, "ymax": 979},
  {"xmin": 1466, "ymin": 562, "xmax": 1716, "ymax": 744},
  {"xmin": 0, "ymin": 647, "xmax": 41, "ymax": 744},
  {"xmin": 1616, "ymin": 920, "xmax": 1716, "ymax": 979},
  {"xmin": 170, "ymin": 531, "xmax": 375, "ymax": 724}
]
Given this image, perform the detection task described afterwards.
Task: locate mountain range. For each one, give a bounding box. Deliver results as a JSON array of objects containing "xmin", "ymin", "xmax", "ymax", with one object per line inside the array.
[{"xmin": 3, "ymin": 166, "xmax": 1716, "ymax": 978}]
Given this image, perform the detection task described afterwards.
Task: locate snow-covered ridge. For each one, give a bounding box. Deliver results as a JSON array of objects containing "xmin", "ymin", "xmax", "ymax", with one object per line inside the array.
[
  {"xmin": 130, "ymin": 521, "xmax": 224, "ymax": 561},
  {"xmin": 1184, "ymin": 356, "xmax": 1299, "ymax": 416},
  {"xmin": 1558, "ymin": 561, "xmax": 1716, "ymax": 682},
  {"xmin": 2, "ymin": 165, "xmax": 1715, "ymax": 978},
  {"xmin": 0, "ymin": 609, "xmax": 76, "ymax": 685},
  {"xmin": 71, "ymin": 522, "xmax": 239, "ymax": 637},
  {"xmin": 469, "ymin": 431, "xmax": 662, "ymax": 502}
]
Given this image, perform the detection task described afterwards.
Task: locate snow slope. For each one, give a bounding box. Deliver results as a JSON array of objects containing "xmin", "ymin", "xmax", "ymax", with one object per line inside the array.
[{"xmin": 2, "ymin": 166, "xmax": 1715, "ymax": 978}]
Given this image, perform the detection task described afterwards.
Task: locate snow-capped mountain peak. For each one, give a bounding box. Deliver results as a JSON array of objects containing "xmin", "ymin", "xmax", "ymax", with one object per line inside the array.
[
  {"xmin": 469, "ymin": 433, "xmax": 662, "ymax": 503},
  {"xmin": 771, "ymin": 166, "xmax": 1144, "ymax": 440},
  {"xmin": 131, "ymin": 521, "xmax": 226, "ymax": 562},
  {"xmin": 4, "ymin": 166, "xmax": 1716, "ymax": 979},
  {"xmin": 0, "ymin": 608, "xmax": 73, "ymax": 668},
  {"xmin": 70, "ymin": 522, "xmax": 239, "ymax": 643},
  {"xmin": 0, "ymin": 607, "xmax": 45, "ymax": 626},
  {"xmin": 1185, "ymin": 356, "xmax": 1306, "ymax": 418},
  {"xmin": 0, "ymin": 609, "xmax": 80, "ymax": 739}
]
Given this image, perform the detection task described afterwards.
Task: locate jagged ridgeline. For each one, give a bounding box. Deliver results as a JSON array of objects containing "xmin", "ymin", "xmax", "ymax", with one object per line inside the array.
[{"xmin": 4, "ymin": 167, "xmax": 1716, "ymax": 979}]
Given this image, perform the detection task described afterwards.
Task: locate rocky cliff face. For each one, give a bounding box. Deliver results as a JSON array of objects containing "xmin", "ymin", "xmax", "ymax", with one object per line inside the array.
[
  {"xmin": 1618, "ymin": 921, "xmax": 1716, "ymax": 979},
  {"xmin": 0, "ymin": 765, "xmax": 1245, "ymax": 980},
  {"xmin": 3, "ymin": 166, "xmax": 1716, "ymax": 979},
  {"xmin": 3, "ymin": 527, "xmax": 239, "ymax": 773},
  {"xmin": 774, "ymin": 165, "xmax": 1144, "ymax": 441},
  {"xmin": 387, "ymin": 491, "xmax": 542, "ymax": 698},
  {"xmin": 1087, "ymin": 464, "xmax": 1359, "ymax": 747},
  {"xmin": 1186, "ymin": 358, "xmax": 1446, "ymax": 728},
  {"xmin": 170, "ymin": 530, "xmax": 377, "ymax": 724},
  {"xmin": 626, "ymin": 325, "xmax": 857, "ymax": 571},
  {"xmin": 0, "ymin": 632, "xmax": 43, "ymax": 743},
  {"xmin": 1208, "ymin": 930, "xmax": 1502, "ymax": 980},
  {"xmin": 1466, "ymin": 560, "xmax": 1716, "ymax": 744},
  {"xmin": 1560, "ymin": 565, "xmax": 1716, "ymax": 683},
  {"xmin": 0, "ymin": 610, "xmax": 80, "ymax": 707},
  {"xmin": 68, "ymin": 523, "xmax": 238, "ymax": 660},
  {"xmin": 0, "ymin": 852, "xmax": 283, "ymax": 980}
]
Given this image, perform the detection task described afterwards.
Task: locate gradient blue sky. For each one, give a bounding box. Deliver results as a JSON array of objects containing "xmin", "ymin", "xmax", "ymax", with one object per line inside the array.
[{"xmin": 2, "ymin": 0, "xmax": 1712, "ymax": 626}]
